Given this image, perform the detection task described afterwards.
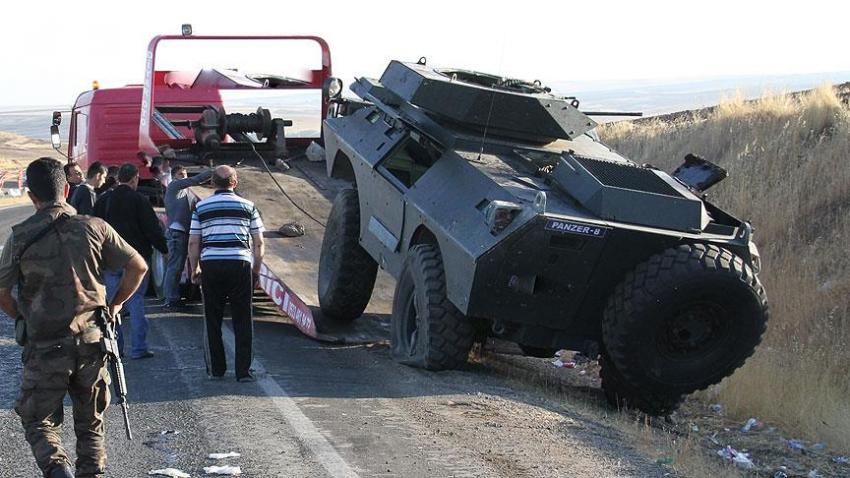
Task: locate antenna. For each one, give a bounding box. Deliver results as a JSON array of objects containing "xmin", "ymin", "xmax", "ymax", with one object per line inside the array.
[
  {"xmin": 477, "ymin": 38, "xmax": 507, "ymax": 162},
  {"xmin": 477, "ymin": 89, "xmax": 498, "ymax": 161}
]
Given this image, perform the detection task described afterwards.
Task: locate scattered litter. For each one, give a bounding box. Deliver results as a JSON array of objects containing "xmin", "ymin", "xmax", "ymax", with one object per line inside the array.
[
  {"xmin": 690, "ymin": 424, "xmax": 699, "ymax": 433},
  {"xmin": 160, "ymin": 430, "xmax": 181, "ymax": 436},
  {"xmin": 655, "ymin": 456, "xmax": 674, "ymax": 465},
  {"xmin": 274, "ymin": 158, "xmax": 291, "ymax": 171},
  {"xmin": 149, "ymin": 469, "xmax": 190, "ymax": 478},
  {"xmin": 708, "ymin": 432, "xmax": 720, "ymax": 445},
  {"xmin": 208, "ymin": 452, "xmax": 241, "ymax": 460},
  {"xmin": 278, "ymin": 222, "xmax": 305, "ymax": 237},
  {"xmin": 773, "ymin": 472, "xmax": 788, "ymax": 478},
  {"xmin": 710, "ymin": 404, "xmax": 723, "ymax": 414},
  {"xmin": 786, "ymin": 439, "xmax": 806, "ymax": 452},
  {"xmin": 578, "ymin": 370, "xmax": 587, "ymax": 376},
  {"xmin": 203, "ymin": 465, "xmax": 241, "ymax": 475},
  {"xmin": 306, "ymin": 141, "xmax": 326, "ymax": 162},
  {"xmin": 716, "ymin": 446, "xmax": 755, "ymax": 469},
  {"xmin": 554, "ymin": 350, "xmax": 564, "ymax": 357},
  {"xmin": 833, "ymin": 456, "xmax": 849, "ymax": 465},
  {"xmin": 740, "ymin": 418, "xmax": 764, "ymax": 432},
  {"xmin": 811, "ymin": 442, "xmax": 826, "ymax": 451},
  {"xmin": 551, "ymin": 359, "xmax": 576, "ymax": 368},
  {"xmin": 807, "ymin": 470, "xmax": 823, "ymax": 478}
]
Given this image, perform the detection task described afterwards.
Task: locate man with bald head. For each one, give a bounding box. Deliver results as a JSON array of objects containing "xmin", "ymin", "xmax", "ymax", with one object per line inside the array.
[{"xmin": 188, "ymin": 166, "xmax": 265, "ymax": 381}]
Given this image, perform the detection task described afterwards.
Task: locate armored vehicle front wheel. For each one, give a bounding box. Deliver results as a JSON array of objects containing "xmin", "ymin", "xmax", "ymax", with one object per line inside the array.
[
  {"xmin": 602, "ymin": 243, "xmax": 768, "ymax": 399},
  {"xmin": 599, "ymin": 352, "xmax": 684, "ymax": 416},
  {"xmin": 318, "ymin": 188, "xmax": 378, "ymax": 322},
  {"xmin": 391, "ymin": 244, "xmax": 474, "ymax": 370}
]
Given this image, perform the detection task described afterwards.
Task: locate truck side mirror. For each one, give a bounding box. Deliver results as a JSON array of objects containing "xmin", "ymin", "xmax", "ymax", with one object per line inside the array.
[
  {"xmin": 52, "ymin": 111, "xmax": 62, "ymax": 126},
  {"xmin": 50, "ymin": 125, "xmax": 61, "ymax": 150},
  {"xmin": 323, "ymin": 77, "xmax": 343, "ymax": 102}
]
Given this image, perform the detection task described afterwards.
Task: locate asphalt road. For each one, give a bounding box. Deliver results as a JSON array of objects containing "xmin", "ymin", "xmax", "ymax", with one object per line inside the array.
[{"xmin": 0, "ymin": 203, "xmax": 669, "ymax": 478}]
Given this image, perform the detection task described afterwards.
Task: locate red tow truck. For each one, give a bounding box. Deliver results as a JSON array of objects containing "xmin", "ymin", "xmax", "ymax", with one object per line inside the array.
[{"xmin": 50, "ymin": 28, "xmax": 393, "ymax": 340}]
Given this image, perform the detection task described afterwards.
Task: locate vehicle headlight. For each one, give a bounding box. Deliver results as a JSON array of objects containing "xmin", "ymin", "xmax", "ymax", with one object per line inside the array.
[
  {"xmin": 324, "ymin": 77, "xmax": 343, "ymax": 100},
  {"xmin": 484, "ymin": 200, "xmax": 522, "ymax": 235}
]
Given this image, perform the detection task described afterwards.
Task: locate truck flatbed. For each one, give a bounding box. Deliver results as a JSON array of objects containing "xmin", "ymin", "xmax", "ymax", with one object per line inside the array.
[{"xmin": 189, "ymin": 157, "xmax": 394, "ymax": 343}]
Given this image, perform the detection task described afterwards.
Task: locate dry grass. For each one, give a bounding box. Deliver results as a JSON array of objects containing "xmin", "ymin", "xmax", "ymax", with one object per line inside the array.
[
  {"xmin": 599, "ymin": 84, "xmax": 850, "ymax": 452},
  {"xmin": 0, "ymin": 131, "xmax": 56, "ymax": 172}
]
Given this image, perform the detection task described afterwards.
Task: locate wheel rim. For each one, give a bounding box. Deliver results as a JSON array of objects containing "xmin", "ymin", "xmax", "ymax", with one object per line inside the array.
[
  {"xmin": 401, "ymin": 292, "xmax": 420, "ymax": 357},
  {"xmin": 656, "ymin": 300, "xmax": 730, "ymax": 361}
]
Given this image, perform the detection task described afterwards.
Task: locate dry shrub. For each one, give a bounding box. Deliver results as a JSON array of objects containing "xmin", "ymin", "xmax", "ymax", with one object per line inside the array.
[{"xmin": 599, "ymin": 84, "xmax": 850, "ymax": 452}]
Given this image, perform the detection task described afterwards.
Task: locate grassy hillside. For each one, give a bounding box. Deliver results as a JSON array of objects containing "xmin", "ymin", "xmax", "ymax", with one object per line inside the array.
[
  {"xmin": 0, "ymin": 131, "xmax": 56, "ymax": 171},
  {"xmin": 599, "ymin": 85, "xmax": 850, "ymax": 451}
]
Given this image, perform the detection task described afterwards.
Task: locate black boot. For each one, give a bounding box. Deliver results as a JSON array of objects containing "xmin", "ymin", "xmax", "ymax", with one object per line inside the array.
[{"xmin": 47, "ymin": 464, "xmax": 75, "ymax": 478}]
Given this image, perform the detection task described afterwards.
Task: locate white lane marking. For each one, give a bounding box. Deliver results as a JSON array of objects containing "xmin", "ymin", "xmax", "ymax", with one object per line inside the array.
[{"xmin": 220, "ymin": 324, "xmax": 360, "ymax": 478}]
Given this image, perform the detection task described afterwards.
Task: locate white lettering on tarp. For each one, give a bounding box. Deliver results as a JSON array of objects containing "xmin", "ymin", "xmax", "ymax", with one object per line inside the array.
[{"xmin": 255, "ymin": 263, "xmax": 317, "ymax": 337}]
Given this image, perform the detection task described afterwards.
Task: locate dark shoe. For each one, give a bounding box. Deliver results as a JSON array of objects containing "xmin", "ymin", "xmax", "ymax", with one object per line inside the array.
[
  {"xmin": 236, "ymin": 373, "xmax": 256, "ymax": 383},
  {"xmin": 208, "ymin": 373, "xmax": 225, "ymax": 381},
  {"xmin": 48, "ymin": 464, "xmax": 74, "ymax": 478},
  {"xmin": 163, "ymin": 300, "xmax": 189, "ymax": 309},
  {"xmin": 131, "ymin": 351, "xmax": 155, "ymax": 360}
]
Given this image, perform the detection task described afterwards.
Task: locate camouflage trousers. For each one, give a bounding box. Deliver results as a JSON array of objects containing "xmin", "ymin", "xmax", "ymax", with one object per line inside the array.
[{"xmin": 15, "ymin": 337, "xmax": 111, "ymax": 478}]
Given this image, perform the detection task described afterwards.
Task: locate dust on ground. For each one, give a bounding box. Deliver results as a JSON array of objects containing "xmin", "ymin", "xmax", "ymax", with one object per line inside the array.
[{"xmin": 478, "ymin": 342, "xmax": 850, "ymax": 478}]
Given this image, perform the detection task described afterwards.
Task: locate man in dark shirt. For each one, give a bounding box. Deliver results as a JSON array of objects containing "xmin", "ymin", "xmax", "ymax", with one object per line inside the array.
[
  {"xmin": 95, "ymin": 165, "xmax": 119, "ymax": 195},
  {"xmin": 93, "ymin": 163, "xmax": 167, "ymax": 359},
  {"xmin": 69, "ymin": 161, "xmax": 106, "ymax": 215},
  {"xmin": 63, "ymin": 162, "xmax": 83, "ymax": 200}
]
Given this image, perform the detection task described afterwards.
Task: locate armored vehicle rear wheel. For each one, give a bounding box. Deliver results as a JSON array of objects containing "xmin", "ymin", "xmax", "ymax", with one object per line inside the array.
[
  {"xmin": 602, "ymin": 243, "xmax": 768, "ymax": 398},
  {"xmin": 318, "ymin": 188, "xmax": 378, "ymax": 322},
  {"xmin": 391, "ymin": 244, "xmax": 474, "ymax": 370},
  {"xmin": 599, "ymin": 352, "xmax": 684, "ymax": 416}
]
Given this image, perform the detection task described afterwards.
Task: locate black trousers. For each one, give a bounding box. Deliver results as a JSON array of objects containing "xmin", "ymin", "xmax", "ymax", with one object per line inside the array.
[{"xmin": 200, "ymin": 260, "xmax": 253, "ymax": 378}]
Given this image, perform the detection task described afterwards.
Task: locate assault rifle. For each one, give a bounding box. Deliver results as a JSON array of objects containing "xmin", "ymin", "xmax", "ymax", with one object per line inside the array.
[{"xmin": 98, "ymin": 309, "xmax": 133, "ymax": 440}]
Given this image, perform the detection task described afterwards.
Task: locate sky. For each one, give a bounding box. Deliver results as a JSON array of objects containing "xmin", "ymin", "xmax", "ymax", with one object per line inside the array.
[{"xmin": 0, "ymin": 0, "xmax": 849, "ymax": 107}]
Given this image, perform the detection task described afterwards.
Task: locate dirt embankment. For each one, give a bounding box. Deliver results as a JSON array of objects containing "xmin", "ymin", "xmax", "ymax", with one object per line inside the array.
[{"xmin": 593, "ymin": 83, "xmax": 850, "ymax": 476}]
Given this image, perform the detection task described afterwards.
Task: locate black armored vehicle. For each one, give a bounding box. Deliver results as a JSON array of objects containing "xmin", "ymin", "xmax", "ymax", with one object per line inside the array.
[{"xmin": 317, "ymin": 60, "xmax": 768, "ymax": 414}]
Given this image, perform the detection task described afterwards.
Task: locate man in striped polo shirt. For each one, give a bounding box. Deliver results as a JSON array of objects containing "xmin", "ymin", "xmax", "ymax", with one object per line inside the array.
[{"xmin": 188, "ymin": 166, "xmax": 265, "ymax": 382}]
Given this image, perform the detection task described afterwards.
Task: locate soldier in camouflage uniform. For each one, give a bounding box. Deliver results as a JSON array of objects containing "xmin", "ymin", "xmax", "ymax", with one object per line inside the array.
[{"xmin": 0, "ymin": 158, "xmax": 148, "ymax": 478}]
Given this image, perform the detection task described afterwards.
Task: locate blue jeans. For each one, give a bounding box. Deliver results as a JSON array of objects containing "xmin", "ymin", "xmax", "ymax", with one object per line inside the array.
[
  {"xmin": 105, "ymin": 268, "xmax": 150, "ymax": 358},
  {"xmin": 164, "ymin": 229, "xmax": 189, "ymax": 303}
]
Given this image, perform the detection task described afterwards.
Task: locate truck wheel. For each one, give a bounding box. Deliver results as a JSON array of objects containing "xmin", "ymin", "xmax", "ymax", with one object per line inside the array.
[
  {"xmin": 518, "ymin": 345, "xmax": 558, "ymax": 358},
  {"xmin": 318, "ymin": 188, "xmax": 378, "ymax": 321},
  {"xmin": 602, "ymin": 243, "xmax": 768, "ymax": 396},
  {"xmin": 599, "ymin": 353, "xmax": 684, "ymax": 415},
  {"xmin": 150, "ymin": 248, "xmax": 166, "ymax": 299},
  {"xmin": 391, "ymin": 244, "xmax": 474, "ymax": 370}
]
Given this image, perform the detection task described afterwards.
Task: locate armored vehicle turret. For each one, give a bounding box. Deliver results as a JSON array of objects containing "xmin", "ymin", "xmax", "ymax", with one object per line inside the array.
[{"xmin": 317, "ymin": 60, "xmax": 768, "ymax": 414}]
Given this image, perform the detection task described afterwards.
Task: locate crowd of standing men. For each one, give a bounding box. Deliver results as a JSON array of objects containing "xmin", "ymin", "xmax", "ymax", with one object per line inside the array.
[{"xmin": 0, "ymin": 157, "xmax": 265, "ymax": 477}]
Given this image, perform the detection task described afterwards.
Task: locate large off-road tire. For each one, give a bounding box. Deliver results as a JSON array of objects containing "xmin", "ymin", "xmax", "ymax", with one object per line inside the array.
[
  {"xmin": 599, "ymin": 353, "xmax": 684, "ymax": 416},
  {"xmin": 391, "ymin": 244, "xmax": 474, "ymax": 370},
  {"xmin": 603, "ymin": 243, "xmax": 768, "ymax": 398},
  {"xmin": 318, "ymin": 188, "xmax": 378, "ymax": 321}
]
